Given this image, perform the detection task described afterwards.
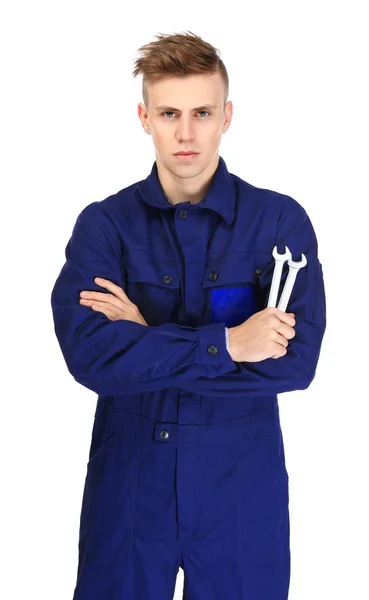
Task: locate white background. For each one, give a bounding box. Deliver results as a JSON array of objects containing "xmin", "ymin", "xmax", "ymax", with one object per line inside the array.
[{"xmin": 1, "ymin": 1, "xmax": 368, "ymax": 598}]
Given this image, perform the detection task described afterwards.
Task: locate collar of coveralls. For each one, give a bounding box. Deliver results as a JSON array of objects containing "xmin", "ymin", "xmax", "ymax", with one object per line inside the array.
[{"xmin": 133, "ymin": 155, "xmax": 237, "ymax": 227}]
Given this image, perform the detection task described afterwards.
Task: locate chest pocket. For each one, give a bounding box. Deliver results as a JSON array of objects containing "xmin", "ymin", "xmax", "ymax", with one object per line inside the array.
[
  {"xmin": 122, "ymin": 250, "xmax": 181, "ymax": 326},
  {"xmin": 202, "ymin": 252, "xmax": 267, "ymax": 327}
]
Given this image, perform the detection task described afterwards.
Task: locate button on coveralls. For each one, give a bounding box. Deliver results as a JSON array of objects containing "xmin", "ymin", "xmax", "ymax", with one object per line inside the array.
[{"xmin": 51, "ymin": 156, "xmax": 326, "ymax": 600}]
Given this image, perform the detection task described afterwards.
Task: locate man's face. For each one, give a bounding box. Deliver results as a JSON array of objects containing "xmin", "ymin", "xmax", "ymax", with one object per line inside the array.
[{"xmin": 137, "ymin": 72, "xmax": 232, "ymax": 177}]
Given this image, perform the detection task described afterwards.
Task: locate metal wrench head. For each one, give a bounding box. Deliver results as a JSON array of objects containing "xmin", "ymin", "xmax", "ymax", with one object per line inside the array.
[
  {"xmin": 287, "ymin": 253, "xmax": 307, "ymax": 269},
  {"xmin": 277, "ymin": 252, "xmax": 308, "ymax": 312},
  {"xmin": 267, "ymin": 246, "xmax": 292, "ymax": 308},
  {"xmin": 272, "ymin": 246, "xmax": 292, "ymax": 261}
]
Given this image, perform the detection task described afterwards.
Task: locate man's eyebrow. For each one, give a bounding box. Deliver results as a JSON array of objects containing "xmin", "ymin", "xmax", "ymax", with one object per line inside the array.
[{"xmin": 154, "ymin": 104, "xmax": 219, "ymax": 112}]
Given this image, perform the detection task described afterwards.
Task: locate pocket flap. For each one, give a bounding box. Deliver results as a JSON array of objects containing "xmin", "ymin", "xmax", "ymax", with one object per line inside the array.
[
  {"xmin": 202, "ymin": 252, "xmax": 257, "ymax": 288},
  {"xmin": 124, "ymin": 250, "xmax": 180, "ymax": 289}
]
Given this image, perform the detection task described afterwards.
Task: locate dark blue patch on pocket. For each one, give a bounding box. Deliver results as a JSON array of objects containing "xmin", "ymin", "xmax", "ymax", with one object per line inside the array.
[{"xmin": 211, "ymin": 285, "xmax": 258, "ymax": 327}]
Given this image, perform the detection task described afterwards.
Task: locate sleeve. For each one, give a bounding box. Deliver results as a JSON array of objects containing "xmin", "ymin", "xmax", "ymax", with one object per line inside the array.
[
  {"xmin": 50, "ymin": 203, "xmax": 239, "ymax": 396},
  {"xmin": 177, "ymin": 202, "xmax": 327, "ymax": 398}
]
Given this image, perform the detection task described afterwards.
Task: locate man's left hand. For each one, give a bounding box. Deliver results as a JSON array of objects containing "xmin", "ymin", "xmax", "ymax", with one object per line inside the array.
[{"xmin": 79, "ymin": 277, "xmax": 148, "ymax": 326}]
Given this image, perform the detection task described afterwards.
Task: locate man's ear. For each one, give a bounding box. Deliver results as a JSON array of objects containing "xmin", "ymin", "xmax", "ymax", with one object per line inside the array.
[{"xmin": 137, "ymin": 103, "xmax": 150, "ymax": 133}]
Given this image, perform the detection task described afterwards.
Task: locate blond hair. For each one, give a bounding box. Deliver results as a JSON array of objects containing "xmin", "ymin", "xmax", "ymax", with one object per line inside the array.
[{"xmin": 132, "ymin": 31, "xmax": 229, "ymax": 109}]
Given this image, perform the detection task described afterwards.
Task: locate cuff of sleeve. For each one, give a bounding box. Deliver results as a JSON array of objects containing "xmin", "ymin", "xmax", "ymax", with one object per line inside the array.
[
  {"xmin": 225, "ymin": 327, "xmax": 229, "ymax": 352},
  {"xmin": 198, "ymin": 323, "xmax": 236, "ymax": 376}
]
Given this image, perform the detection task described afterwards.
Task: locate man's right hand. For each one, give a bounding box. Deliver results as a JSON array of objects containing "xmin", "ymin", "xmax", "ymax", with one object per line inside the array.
[{"xmin": 228, "ymin": 307, "xmax": 296, "ymax": 362}]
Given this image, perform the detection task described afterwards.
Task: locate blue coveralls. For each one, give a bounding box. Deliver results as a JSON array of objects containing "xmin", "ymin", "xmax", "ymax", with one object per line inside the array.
[{"xmin": 51, "ymin": 155, "xmax": 326, "ymax": 599}]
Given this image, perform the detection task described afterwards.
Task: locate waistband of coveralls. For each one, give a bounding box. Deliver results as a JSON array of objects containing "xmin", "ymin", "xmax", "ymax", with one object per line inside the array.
[{"xmin": 101, "ymin": 400, "xmax": 282, "ymax": 446}]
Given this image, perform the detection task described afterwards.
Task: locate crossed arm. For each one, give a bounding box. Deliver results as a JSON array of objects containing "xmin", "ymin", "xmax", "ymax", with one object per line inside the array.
[{"xmin": 51, "ymin": 202, "xmax": 326, "ymax": 398}]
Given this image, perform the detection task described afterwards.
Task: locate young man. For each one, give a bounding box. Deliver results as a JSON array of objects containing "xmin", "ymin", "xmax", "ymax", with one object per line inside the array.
[{"xmin": 51, "ymin": 31, "xmax": 326, "ymax": 600}]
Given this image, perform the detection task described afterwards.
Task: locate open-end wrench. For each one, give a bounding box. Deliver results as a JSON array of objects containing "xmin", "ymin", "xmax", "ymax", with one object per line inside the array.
[
  {"xmin": 267, "ymin": 246, "xmax": 292, "ymax": 308},
  {"xmin": 277, "ymin": 253, "xmax": 307, "ymax": 312}
]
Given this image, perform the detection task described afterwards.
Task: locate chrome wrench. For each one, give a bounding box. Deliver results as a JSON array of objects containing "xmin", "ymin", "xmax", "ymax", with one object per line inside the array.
[
  {"xmin": 277, "ymin": 253, "xmax": 307, "ymax": 312},
  {"xmin": 267, "ymin": 246, "xmax": 291, "ymax": 308}
]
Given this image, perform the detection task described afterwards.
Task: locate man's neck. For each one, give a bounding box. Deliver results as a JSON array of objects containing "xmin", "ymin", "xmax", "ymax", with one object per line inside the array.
[{"xmin": 155, "ymin": 154, "xmax": 219, "ymax": 206}]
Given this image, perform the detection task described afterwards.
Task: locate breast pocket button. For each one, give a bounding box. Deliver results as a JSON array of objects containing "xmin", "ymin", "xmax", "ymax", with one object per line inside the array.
[
  {"xmin": 209, "ymin": 271, "xmax": 218, "ymax": 281},
  {"xmin": 160, "ymin": 430, "xmax": 170, "ymax": 439},
  {"xmin": 254, "ymin": 268, "xmax": 263, "ymax": 278},
  {"xmin": 207, "ymin": 345, "xmax": 219, "ymax": 355},
  {"xmin": 162, "ymin": 275, "xmax": 172, "ymax": 284}
]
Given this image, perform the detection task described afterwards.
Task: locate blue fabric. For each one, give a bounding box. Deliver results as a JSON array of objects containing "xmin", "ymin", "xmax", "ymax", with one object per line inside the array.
[{"xmin": 51, "ymin": 155, "xmax": 326, "ymax": 599}]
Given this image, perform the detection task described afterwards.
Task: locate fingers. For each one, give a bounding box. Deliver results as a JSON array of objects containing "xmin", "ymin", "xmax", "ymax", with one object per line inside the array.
[
  {"xmin": 274, "ymin": 332, "xmax": 289, "ymax": 347},
  {"xmin": 271, "ymin": 337, "xmax": 288, "ymax": 359},
  {"xmin": 271, "ymin": 346, "xmax": 287, "ymax": 359},
  {"xmin": 79, "ymin": 288, "xmax": 144, "ymax": 323},
  {"xmin": 80, "ymin": 291, "xmax": 122, "ymax": 310},
  {"xmin": 268, "ymin": 311, "xmax": 295, "ymax": 340},
  {"xmin": 80, "ymin": 296, "xmax": 122, "ymax": 320},
  {"xmin": 89, "ymin": 302, "xmax": 119, "ymax": 320},
  {"xmin": 277, "ymin": 323, "xmax": 296, "ymax": 340},
  {"xmin": 267, "ymin": 307, "xmax": 295, "ymax": 327},
  {"xmin": 89, "ymin": 301, "xmax": 148, "ymax": 325},
  {"xmin": 80, "ymin": 278, "xmax": 132, "ymax": 310},
  {"xmin": 93, "ymin": 278, "xmax": 131, "ymax": 303}
]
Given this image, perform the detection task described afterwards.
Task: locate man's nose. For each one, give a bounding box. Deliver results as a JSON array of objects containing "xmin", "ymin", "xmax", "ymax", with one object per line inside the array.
[{"xmin": 176, "ymin": 118, "xmax": 195, "ymax": 141}]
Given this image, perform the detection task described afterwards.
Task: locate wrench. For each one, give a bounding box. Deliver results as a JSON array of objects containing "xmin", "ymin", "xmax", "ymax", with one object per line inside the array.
[
  {"xmin": 277, "ymin": 253, "xmax": 307, "ymax": 312},
  {"xmin": 267, "ymin": 246, "xmax": 291, "ymax": 308}
]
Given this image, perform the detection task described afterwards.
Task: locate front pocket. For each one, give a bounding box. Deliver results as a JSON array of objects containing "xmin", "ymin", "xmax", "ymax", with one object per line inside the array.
[
  {"xmin": 249, "ymin": 403, "xmax": 289, "ymax": 480},
  {"xmin": 122, "ymin": 249, "xmax": 181, "ymax": 325},
  {"xmin": 86, "ymin": 400, "xmax": 121, "ymax": 467},
  {"xmin": 79, "ymin": 410, "xmax": 140, "ymax": 571},
  {"xmin": 87, "ymin": 430, "xmax": 118, "ymax": 466},
  {"xmin": 257, "ymin": 426, "xmax": 289, "ymax": 480}
]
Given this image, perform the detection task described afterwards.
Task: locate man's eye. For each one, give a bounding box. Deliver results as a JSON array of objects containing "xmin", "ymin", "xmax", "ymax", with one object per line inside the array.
[{"xmin": 161, "ymin": 111, "xmax": 210, "ymax": 119}]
